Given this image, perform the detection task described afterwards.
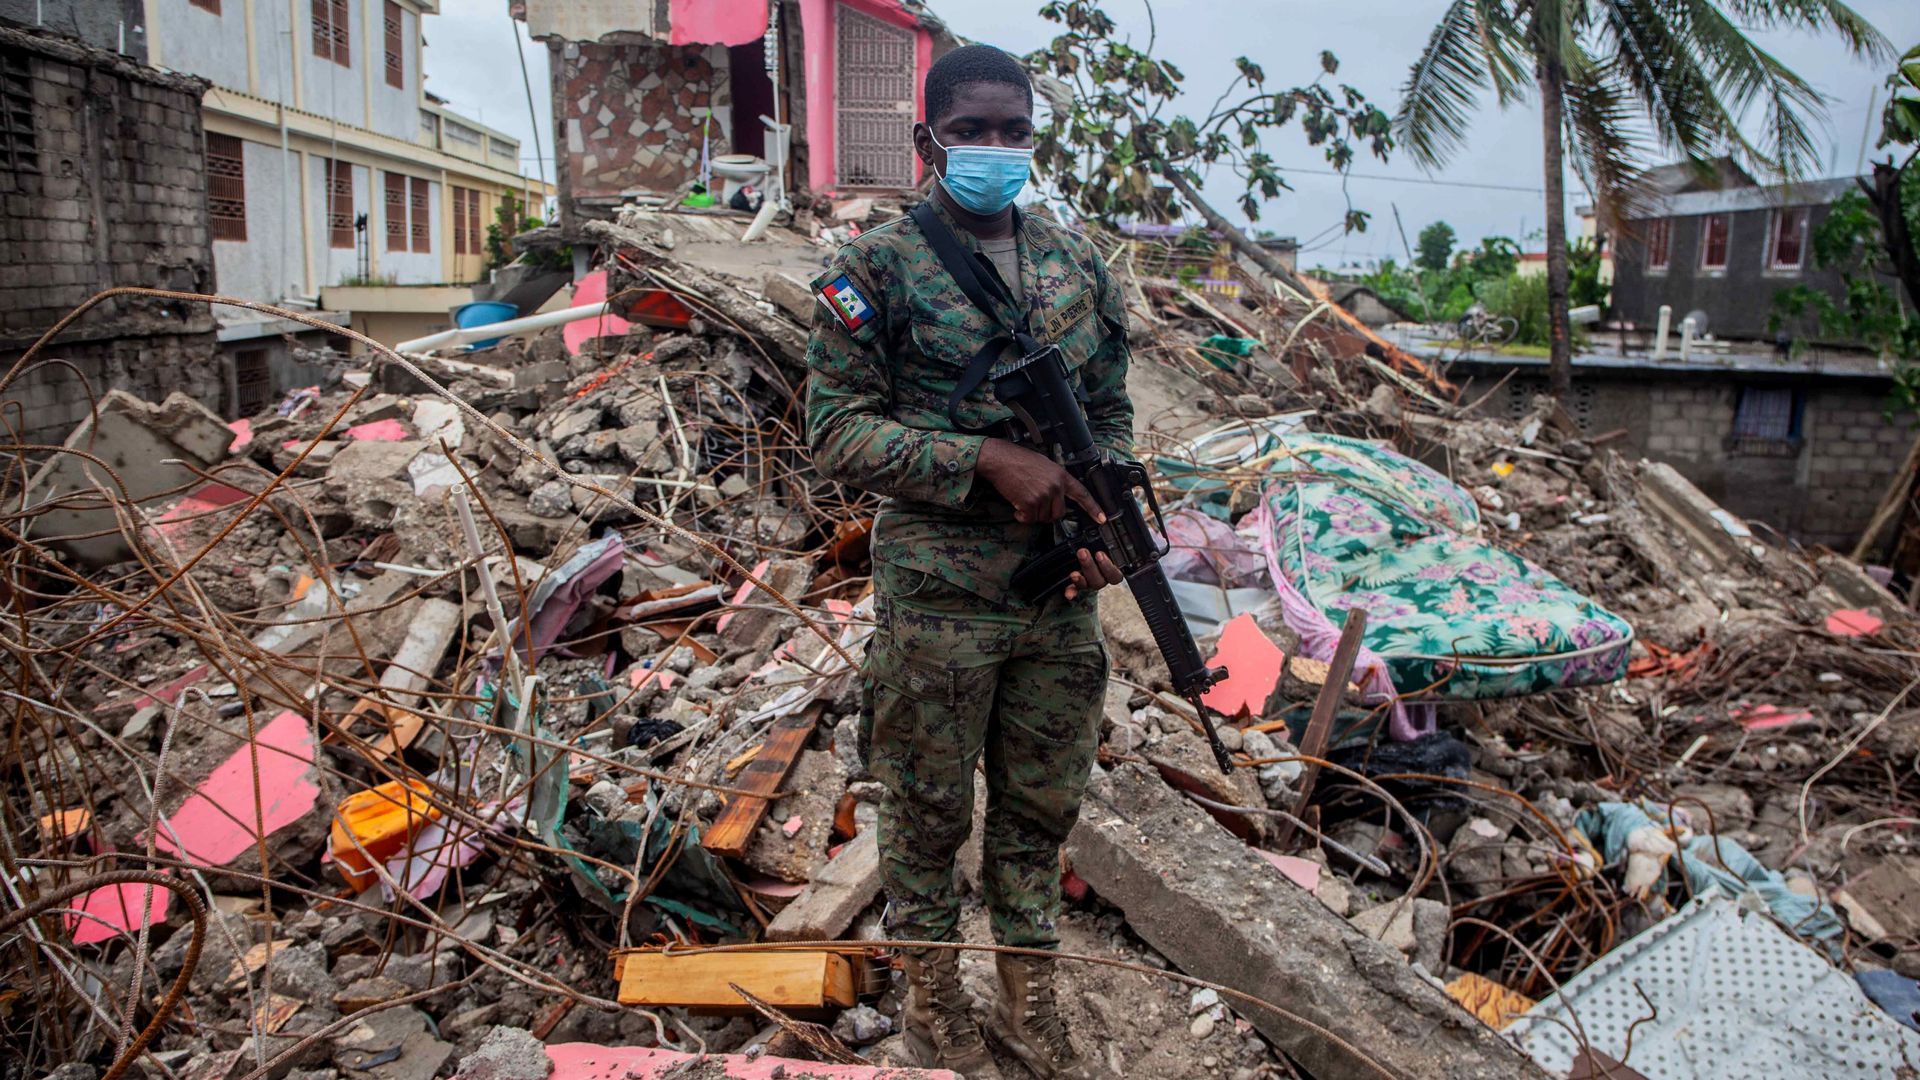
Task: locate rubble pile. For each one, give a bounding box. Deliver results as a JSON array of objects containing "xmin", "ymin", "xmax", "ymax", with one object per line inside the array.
[{"xmin": 5, "ymin": 202, "xmax": 1918, "ymax": 1080}]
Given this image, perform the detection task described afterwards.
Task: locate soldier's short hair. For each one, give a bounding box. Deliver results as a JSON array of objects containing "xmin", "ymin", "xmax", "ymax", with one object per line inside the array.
[{"xmin": 924, "ymin": 44, "xmax": 1034, "ymax": 126}]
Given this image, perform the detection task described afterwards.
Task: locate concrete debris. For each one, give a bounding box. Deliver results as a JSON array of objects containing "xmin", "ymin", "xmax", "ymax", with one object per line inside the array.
[{"xmin": 10, "ymin": 186, "xmax": 1920, "ymax": 1080}]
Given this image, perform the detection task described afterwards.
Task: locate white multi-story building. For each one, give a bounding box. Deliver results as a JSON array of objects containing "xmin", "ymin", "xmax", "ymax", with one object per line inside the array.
[{"xmin": 139, "ymin": 0, "xmax": 550, "ymax": 363}]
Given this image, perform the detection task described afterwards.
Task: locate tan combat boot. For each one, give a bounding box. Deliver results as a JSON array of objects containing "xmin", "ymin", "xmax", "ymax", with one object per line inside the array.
[
  {"xmin": 989, "ymin": 953, "xmax": 1102, "ymax": 1079},
  {"xmin": 899, "ymin": 950, "xmax": 1003, "ymax": 1078}
]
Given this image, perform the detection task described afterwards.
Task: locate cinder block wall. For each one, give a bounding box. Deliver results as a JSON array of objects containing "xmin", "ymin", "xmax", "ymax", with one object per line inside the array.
[
  {"xmin": 0, "ymin": 24, "xmax": 222, "ymax": 447},
  {"xmin": 1471, "ymin": 367, "xmax": 1915, "ymax": 551}
]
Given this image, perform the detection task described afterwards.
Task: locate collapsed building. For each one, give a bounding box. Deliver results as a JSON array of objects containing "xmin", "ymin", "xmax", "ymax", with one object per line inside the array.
[
  {"xmin": 6, "ymin": 177, "xmax": 1920, "ymax": 1079},
  {"xmin": 3, "ymin": 9, "xmax": 1920, "ymax": 1080}
]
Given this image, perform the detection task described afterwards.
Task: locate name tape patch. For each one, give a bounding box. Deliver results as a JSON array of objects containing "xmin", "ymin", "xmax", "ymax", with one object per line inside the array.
[
  {"xmin": 1045, "ymin": 288, "xmax": 1094, "ymax": 341},
  {"xmin": 819, "ymin": 275, "xmax": 874, "ymax": 332}
]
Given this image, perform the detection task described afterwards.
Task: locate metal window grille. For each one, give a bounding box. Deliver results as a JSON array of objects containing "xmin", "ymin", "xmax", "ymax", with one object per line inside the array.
[
  {"xmin": 444, "ymin": 121, "xmax": 482, "ymax": 148},
  {"xmin": 408, "ymin": 177, "xmax": 429, "ymax": 253},
  {"xmin": 1701, "ymin": 214, "xmax": 1729, "ymax": 270},
  {"xmin": 1, "ymin": 48, "xmax": 38, "ymax": 181},
  {"xmin": 384, "ymin": 2, "xmax": 403, "ymax": 88},
  {"xmin": 1770, "ymin": 208, "xmax": 1806, "ymax": 269},
  {"xmin": 206, "ymin": 133, "xmax": 246, "ymax": 241},
  {"xmin": 384, "ymin": 171, "xmax": 407, "ymax": 250},
  {"xmin": 312, "ymin": 0, "xmax": 349, "ymax": 67},
  {"xmin": 451, "ymin": 187, "xmax": 465, "ymax": 254},
  {"xmin": 327, "ymin": 159, "xmax": 354, "ymax": 249},
  {"xmin": 1731, "ymin": 387, "xmax": 1796, "ymax": 441},
  {"xmin": 835, "ymin": 5, "xmax": 915, "ymax": 189},
  {"xmin": 232, "ymin": 349, "xmax": 272, "ymax": 417},
  {"xmin": 1646, "ymin": 218, "xmax": 1670, "ymax": 270},
  {"xmin": 467, "ymin": 188, "xmax": 483, "ymax": 257}
]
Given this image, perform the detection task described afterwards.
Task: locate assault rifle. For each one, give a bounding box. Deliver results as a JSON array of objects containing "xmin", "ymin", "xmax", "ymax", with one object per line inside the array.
[
  {"xmin": 903, "ymin": 203, "xmax": 1232, "ymax": 771},
  {"xmin": 994, "ymin": 345, "xmax": 1234, "ymax": 772}
]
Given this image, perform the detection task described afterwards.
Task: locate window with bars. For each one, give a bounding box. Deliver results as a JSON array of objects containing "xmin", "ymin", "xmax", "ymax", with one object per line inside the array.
[
  {"xmin": 1645, "ymin": 218, "xmax": 1671, "ymax": 272},
  {"xmin": 408, "ymin": 177, "xmax": 429, "ymax": 253},
  {"xmin": 1768, "ymin": 207, "xmax": 1808, "ymax": 271},
  {"xmin": 326, "ymin": 158, "xmax": 354, "ymax": 249},
  {"xmin": 1728, "ymin": 386, "xmax": 1802, "ymax": 455},
  {"xmin": 444, "ymin": 121, "xmax": 482, "ymax": 148},
  {"xmin": 312, "ymin": 0, "xmax": 349, "ymax": 67},
  {"xmin": 206, "ymin": 133, "xmax": 246, "ymax": 241},
  {"xmin": 383, "ymin": 2, "xmax": 403, "ymax": 89},
  {"xmin": 385, "ymin": 172, "xmax": 432, "ymax": 253},
  {"xmin": 1700, "ymin": 214, "xmax": 1730, "ymax": 270},
  {"xmin": 452, "ymin": 185, "xmax": 483, "ymax": 255},
  {"xmin": 384, "ymin": 172, "xmax": 407, "ymax": 250},
  {"xmin": 1, "ymin": 48, "xmax": 37, "ymax": 181}
]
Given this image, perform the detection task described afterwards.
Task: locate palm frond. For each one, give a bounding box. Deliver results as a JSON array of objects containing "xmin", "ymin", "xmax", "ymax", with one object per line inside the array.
[
  {"xmin": 1475, "ymin": 0, "xmax": 1531, "ymax": 106},
  {"xmin": 1717, "ymin": 0, "xmax": 1892, "ymax": 62},
  {"xmin": 1395, "ymin": 0, "xmax": 1501, "ymax": 169},
  {"xmin": 1597, "ymin": 0, "xmax": 1741, "ymax": 159},
  {"xmin": 1562, "ymin": 58, "xmax": 1656, "ymax": 234},
  {"xmin": 1669, "ymin": 0, "xmax": 1831, "ymax": 177}
]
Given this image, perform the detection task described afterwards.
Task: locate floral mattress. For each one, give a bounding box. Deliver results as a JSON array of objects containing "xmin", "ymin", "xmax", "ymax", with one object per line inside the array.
[{"xmin": 1251, "ymin": 433, "xmax": 1634, "ymax": 700}]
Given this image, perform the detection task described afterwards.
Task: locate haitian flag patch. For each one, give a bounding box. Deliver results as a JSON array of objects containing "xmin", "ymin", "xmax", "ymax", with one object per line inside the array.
[{"xmin": 819, "ymin": 275, "xmax": 874, "ymax": 332}]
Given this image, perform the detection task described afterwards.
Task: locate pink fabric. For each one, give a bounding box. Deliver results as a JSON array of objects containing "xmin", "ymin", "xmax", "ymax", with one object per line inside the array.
[
  {"xmin": 541, "ymin": 1042, "xmax": 959, "ymax": 1079},
  {"xmin": 1162, "ymin": 508, "xmax": 1268, "ymax": 588},
  {"xmin": 152, "ymin": 710, "xmax": 320, "ymax": 867},
  {"xmin": 563, "ymin": 272, "xmax": 633, "ymax": 357},
  {"xmin": 668, "ymin": 0, "xmax": 769, "ymax": 45},
  {"xmin": 68, "ymin": 876, "xmax": 173, "ymax": 945},
  {"xmin": 1242, "ymin": 500, "xmax": 1428, "ymax": 742}
]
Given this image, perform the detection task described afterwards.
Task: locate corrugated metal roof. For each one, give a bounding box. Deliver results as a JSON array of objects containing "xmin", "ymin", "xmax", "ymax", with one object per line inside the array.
[{"xmin": 1638, "ymin": 176, "xmax": 1858, "ymax": 219}]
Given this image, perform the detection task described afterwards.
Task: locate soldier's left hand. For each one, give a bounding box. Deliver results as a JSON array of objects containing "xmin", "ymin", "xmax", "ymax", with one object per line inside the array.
[{"xmin": 1065, "ymin": 548, "xmax": 1125, "ymax": 600}]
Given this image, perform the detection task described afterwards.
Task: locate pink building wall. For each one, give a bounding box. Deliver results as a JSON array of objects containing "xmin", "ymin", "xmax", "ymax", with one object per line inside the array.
[{"xmin": 799, "ymin": 0, "xmax": 932, "ymax": 193}]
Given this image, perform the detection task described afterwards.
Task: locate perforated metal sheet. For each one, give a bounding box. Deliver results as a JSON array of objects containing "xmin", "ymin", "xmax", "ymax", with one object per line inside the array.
[
  {"xmin": 835, "ymin": 4, "xmax": 916, "ymax": 189},
  {"xmin": 1506, "ymin": 895, "xmax": 1920, "ymax": 1078}
]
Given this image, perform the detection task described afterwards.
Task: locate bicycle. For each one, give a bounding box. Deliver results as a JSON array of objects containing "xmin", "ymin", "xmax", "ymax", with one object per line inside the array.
[{"xmin": 1456, "ymin": 308, "xmax": 1519, "ymax": 347}]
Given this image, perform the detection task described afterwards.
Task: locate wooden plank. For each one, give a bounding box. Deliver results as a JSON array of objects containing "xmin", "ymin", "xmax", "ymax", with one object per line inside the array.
[
  {"xmin": 765, "ymin": 830, "xmax": 881, "ymax": 942},
  {"xmin": 615, "ymin": 950, "xmax": 855, "ymax": 1010},
  {"xmin": 701, "ymin": 706, "xmax": 822, "ymax": 858},
  {"xmin": 1276, "ymin": 609, "xmax": 1367, "ymax": 849}
]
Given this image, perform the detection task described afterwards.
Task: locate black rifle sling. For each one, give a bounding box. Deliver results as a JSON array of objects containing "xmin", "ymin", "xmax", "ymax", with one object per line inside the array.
[{"xmin": 908, "ymin": 203, "xmax": 1043, "ymax": 428}]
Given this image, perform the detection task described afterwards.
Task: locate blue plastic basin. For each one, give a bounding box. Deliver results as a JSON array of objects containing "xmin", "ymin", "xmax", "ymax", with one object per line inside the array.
[{"xmin": 452, "ymin": 300, "xmax": 519, "ymax": 351}]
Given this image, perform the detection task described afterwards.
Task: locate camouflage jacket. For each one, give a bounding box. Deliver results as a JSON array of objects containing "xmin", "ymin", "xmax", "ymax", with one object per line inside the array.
[{"xmin": 805, "ymin": 199, "xmax": 1134, "ymax": 604}]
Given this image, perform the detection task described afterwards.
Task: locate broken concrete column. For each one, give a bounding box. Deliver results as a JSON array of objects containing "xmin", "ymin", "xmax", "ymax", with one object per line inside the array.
[
  {"xmin": 1636, "ymin": 461, "xmax": 1759, "ymax": 568},
  {"xmin": 27, "ymin": 390, "xmax": 235, "ymax": 567},
  {"xmin": 1065, "ymin": 763, "xmax": 1546, "ymax": 1080},
  {"xmin": 765, "ymin": 830, "xmax": 880, "ymax": 942}
]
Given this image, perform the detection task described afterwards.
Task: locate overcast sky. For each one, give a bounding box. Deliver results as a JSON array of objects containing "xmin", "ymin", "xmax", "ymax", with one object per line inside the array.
[{"xmin": 425, "ymin": 1, "xmax": 1920, "ymax": 270}]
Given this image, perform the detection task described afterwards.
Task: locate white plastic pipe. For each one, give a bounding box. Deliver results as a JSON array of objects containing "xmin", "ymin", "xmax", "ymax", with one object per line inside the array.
[
  {"xmin": 1679, "ymin": 316, "xmax": 1697, "ymax": 362},
  {"xmin": 394, "ymin": 301, "xmax": 611, "ymax": 354},
  {"xmin": 1653, "ymin": 304, "xmax": 1672, "ymax": 361}
]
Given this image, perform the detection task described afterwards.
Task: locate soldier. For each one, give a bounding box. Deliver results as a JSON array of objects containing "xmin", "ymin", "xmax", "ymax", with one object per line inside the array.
[{"xmin": 805, "ymin": 44, "xmax": 1131, "ymax": 1080}]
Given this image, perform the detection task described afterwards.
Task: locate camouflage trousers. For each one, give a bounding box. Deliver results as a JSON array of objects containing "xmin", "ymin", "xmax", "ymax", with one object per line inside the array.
[{"xmin": 859, "ymin": 559, "xmax": 1107, "ymax": 949}]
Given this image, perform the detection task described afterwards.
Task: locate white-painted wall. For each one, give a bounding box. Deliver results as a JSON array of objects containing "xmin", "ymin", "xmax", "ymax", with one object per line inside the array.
[
  {"xmin": 155, "ymin": 0, "xmax": 250, "ymax": 93},
  {"xmin": 254, "ymin": 0, "xmax": 294, "ymax": 105},
  {"xmin": 368, "ymin": 3, "xmax": 418, "ymax": 141},
  {"xmin": 375, "ymin": 170, "xmax": 440, "ymax": 284},
  {"xmin": 308, "ymin": 157, "xmax": 373, "ymax": 286},
  {"xmin": 212, "ymin": 137, "xmax": 299, "ymax": 303},
  {"xmin": 297, "ymin": 0, "xmax": 366, "ymax": 128}
]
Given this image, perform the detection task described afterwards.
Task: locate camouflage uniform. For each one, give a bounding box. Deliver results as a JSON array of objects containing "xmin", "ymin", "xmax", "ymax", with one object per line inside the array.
[{"xmin": 805, "ymin": 198, "xmax": 1133, "ymax": 949}]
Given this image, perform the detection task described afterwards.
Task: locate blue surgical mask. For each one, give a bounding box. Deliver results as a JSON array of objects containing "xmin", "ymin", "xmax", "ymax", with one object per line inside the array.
[{"xmin": 931, "ymin": 134, "xmax": 1033, "ymax": 215}]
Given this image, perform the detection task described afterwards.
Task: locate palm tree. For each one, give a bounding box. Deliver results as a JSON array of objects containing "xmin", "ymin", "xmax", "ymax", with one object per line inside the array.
[{"xmin": 1396, "ymin": 0, "xmax": 1889, "ymax": 397}]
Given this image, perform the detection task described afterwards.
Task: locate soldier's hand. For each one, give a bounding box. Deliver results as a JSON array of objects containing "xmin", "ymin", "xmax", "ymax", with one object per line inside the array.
[
  {"xmin": 977, "ymin": 438, "xmax": 1107, "ymax": 527},
  {"xmin": 1065, "ymin": 548, "xmax": 1125, "ymax": 600}
]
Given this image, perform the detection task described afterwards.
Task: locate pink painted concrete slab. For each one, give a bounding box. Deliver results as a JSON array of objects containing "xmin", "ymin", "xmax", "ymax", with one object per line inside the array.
[
  {"xmin": 96, "ymin": 662, "xmax": 210, "ymax": 714},
  {"xmin": 67, "ymin": 875, "xmax": 173, "ymax": 945},
  {"xmin": 1255, "ymin": 849, "xmax": 1322, "ymax": 893},
  {"xmin": 1201, "ymin": 613, "xmax": 1286, "ymax": 718},
  {"xmin": 541, "ymin": 1042, "xmax": 958, "ymax": 1079},
  {"xmin": 563, "ymin": 272, "xmax": 633, "ymax": 357},
  {"xmin": 345, "ymin": 418, "xmax": 410, "ymax": 442},
  {"xmin": 152, "ymin": 710, "xmax": 319, "ymax": 867},
  {"xmin": 668, "ymin": 0, "xmax": 768, "ymax": 44},
  {"xmin": 227, "ymin": 417, "xmax": 252, "ymax": 453}
]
